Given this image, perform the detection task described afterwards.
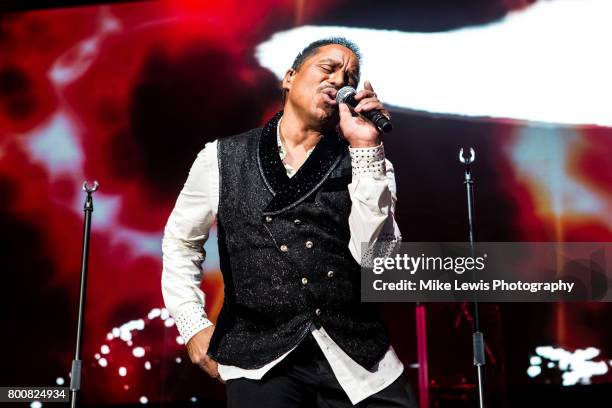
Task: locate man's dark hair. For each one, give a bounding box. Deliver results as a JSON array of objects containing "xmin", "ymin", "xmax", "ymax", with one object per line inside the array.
[
  {"xmin": 282, "ymin": 37, "xmax": 361, "ymax": 105},
  {"xmin": 291, "ymin": 36, "xmax": 361, "ymax": 72}
]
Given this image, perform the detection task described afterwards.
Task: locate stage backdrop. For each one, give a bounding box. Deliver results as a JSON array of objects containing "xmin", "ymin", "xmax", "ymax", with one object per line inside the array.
[{"xmin": 1, "ymin": 0, "xmax": 611, "ymax": 406}]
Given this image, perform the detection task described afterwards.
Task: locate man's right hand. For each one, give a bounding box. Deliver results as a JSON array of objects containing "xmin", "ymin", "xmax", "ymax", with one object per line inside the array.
[{"xmin": 186, "ymin": 325, "xmax": 224, "ymax": 383}]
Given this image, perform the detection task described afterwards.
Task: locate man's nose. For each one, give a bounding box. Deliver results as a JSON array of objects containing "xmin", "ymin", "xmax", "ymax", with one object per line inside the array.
[{"xmin": 328, "ymin": 70, "xmax": 347, "ymax": 88}]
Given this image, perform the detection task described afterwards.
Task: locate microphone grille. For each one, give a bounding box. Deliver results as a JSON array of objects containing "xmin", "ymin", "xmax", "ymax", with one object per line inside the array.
[{"xmin": 336, "ymin": 86, "xmax": 356, "ymax": 104}]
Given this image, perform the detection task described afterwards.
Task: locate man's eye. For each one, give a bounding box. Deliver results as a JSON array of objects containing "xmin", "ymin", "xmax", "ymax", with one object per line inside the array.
[{"xmin": 321, "ymin": 66, "xmax": 333, "ymax": 73}]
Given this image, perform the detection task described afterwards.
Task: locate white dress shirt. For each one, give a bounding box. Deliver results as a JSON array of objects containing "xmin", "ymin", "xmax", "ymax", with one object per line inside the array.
[{"xmin": 161, "ymin": 120, "xmax": 404, "ymax": 405}]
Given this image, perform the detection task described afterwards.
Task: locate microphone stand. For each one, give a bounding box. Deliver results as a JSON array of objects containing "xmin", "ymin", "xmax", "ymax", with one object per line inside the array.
[
  {"xmin": 458, "ymin": 149, "xmax": 486, "ymax": 408},
  {"xmin": 70, "ymin": 181, "xmax": 99, "ymax": 408}
]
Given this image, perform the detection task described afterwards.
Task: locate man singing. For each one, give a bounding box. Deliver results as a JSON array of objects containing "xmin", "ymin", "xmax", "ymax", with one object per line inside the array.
[{"xmin": 161, "ymin": 37, "xmax": 416, "ymax": 407}]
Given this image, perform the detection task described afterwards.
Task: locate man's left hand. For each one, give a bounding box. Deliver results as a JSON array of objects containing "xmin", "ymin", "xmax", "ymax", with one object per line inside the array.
[{"xmin": 337, "ymin": 80, "xmax": 390, "ymax": 148}]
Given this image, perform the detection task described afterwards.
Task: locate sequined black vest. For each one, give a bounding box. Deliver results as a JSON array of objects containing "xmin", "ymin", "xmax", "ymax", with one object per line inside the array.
[{"xmin": 206, "ymin": 111, "xmax": 390, "ymax": 370}]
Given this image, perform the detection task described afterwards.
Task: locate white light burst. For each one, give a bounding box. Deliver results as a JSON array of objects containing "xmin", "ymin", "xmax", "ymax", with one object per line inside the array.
[
  {"xmin": 256, "ymin": 0, "xmax": 612, "ymax": 127},
  {"xmin": 528, "ymin": 346, "xmax": 609, "ymax": 385}
]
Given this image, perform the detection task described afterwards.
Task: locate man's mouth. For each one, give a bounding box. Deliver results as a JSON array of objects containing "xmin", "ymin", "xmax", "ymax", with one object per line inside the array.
[{"xmin": 320, "ymin": 88, "xmax": 338, "ymax": 106}]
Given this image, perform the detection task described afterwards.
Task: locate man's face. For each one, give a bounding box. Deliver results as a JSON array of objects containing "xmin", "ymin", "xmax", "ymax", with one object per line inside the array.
[{"xmin": 283, "ymin": 44, "xmax": 359, "ymax": 128}]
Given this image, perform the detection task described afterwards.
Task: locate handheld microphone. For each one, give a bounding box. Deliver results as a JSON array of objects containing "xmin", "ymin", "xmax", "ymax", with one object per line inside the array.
[{"xmin": 335, "ymin": 86, "xmax": 393, "ymax": 133}]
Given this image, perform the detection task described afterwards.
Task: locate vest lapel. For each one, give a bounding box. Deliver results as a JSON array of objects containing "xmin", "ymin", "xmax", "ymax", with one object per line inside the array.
[{"xmin": 257, "ymin": 111, "xmax": 345, "ymax": 216}]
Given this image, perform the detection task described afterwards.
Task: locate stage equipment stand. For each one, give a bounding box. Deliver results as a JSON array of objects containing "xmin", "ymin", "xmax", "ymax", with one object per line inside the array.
[
  {"xmin": 459, "ymin": 148, "xmax": 486, "ymax": 408},
  {"xmin": 415, "ymin": 303, "xmax": 429, "ymax": 408},
  {"xmin": 70, "ymin": 181, "xmax": 99, "ymax": 408}
]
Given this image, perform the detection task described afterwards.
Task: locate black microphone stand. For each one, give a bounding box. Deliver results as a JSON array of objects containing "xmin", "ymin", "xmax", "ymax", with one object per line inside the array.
[
  {"xmin": 459, "ymin": 148, "xmax": 486, "ymax": 408},
  {"xmin": 70, "ymin": 181, "xmax": 98, "ymax": 408}
]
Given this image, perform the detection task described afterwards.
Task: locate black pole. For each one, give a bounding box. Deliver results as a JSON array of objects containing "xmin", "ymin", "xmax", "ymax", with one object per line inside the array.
[
  {"xmin": 459, "ymin": 148, "xmax": 486, "ymax": 408},
  {"xmin": 70, "ymin": 181, "xmax": 98, "ymax": 408}
]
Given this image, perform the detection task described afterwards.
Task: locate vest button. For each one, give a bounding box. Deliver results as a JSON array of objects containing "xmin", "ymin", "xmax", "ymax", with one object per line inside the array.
[
  {"xmin": 294, "ymin": 219, "xmax": 302, "ymax": 225},
  {"xmin": 301, "ymin": 277, "xmax": 308, "ymax": 285},
  {"xmin": 280, "ymin": 244, "xmax": 288, "ymax": 252},
  {"xmin": 327, "ymin": 270, "xmax": 334, "ymax": 278},
  {"xmin": 265, "ymin": 216, "xmax": 273, "ymax": 223},
  {"xmin": 315, "ymin": 308, "xmax": 322, "ymax": 316},
  {"xmin": 305, "ymin": 240, "xmax": 313, "ymax": 249}
]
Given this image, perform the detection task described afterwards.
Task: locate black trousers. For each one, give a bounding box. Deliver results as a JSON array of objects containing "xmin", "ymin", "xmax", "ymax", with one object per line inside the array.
[{"xmin": 226, "ymin": 334, "xmax": 418, "ymax": 408}]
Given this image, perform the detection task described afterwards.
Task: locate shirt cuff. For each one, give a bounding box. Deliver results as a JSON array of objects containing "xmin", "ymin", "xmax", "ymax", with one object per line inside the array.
[
  {"xmin": 174, "ymin": 303, "xmax": 214, "ymax": 343},
  {"xmin": 349, "ymin": 143, "xmax": 386, "ymax": 177}
]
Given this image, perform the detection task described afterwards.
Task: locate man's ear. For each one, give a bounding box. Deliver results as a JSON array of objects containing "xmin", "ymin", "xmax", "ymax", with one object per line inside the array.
[{"xmin": 282, "ymin": 68, "xmax": 295, "ymax": 93}]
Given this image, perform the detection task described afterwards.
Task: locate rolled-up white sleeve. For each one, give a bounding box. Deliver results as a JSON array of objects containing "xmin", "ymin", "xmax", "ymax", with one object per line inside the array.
[
  {"xmin": 347, "ymin": 143, "xmax": 402, "ymax": 265},
  {"xmin": 161, "ymin": 140, "xmax": 218, "ymax": 343}
]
